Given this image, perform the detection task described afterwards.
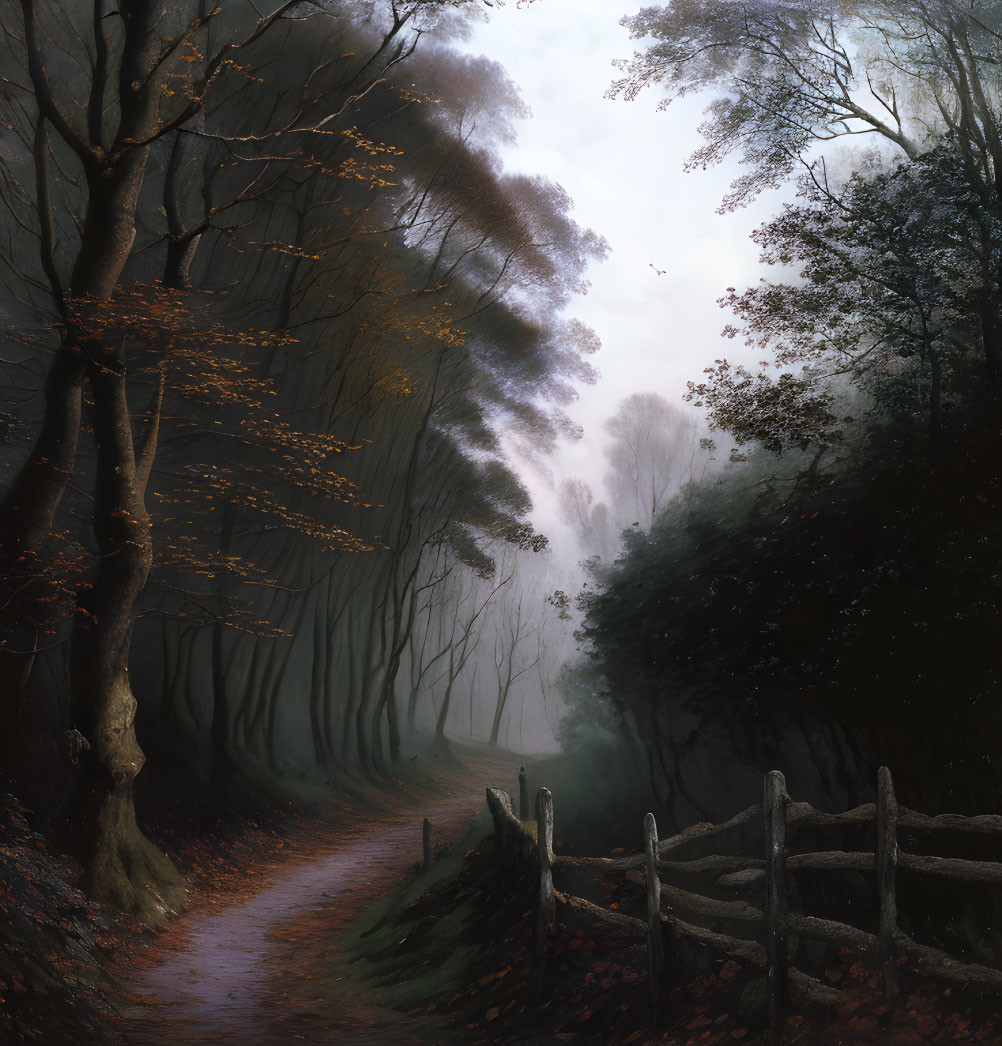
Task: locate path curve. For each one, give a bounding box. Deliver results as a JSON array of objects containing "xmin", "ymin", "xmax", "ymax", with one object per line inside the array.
[{"xmin": 123, "ymin": 791, "xmax": 485, "ymax": 1044}]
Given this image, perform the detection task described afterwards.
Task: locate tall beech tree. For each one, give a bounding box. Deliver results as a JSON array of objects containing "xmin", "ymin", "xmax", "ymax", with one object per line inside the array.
[{"xmin": 0, "ymin": 0, "xmax": 342, "ymax": 914}]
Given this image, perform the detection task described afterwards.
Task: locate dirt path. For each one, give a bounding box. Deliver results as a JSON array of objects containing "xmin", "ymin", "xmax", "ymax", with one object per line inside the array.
[{"xmin": 118, "ymin": 751, "xmax": 520, "ymax": 1045}]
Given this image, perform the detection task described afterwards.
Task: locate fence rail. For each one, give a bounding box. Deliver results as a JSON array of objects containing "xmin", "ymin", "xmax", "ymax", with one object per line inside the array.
[{"xmin": 486, "ymin": 767, "xmax": 1002, "ymax": 1043}]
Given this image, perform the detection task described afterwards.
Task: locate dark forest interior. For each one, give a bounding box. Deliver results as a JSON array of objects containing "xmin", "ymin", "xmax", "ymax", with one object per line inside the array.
[{"xmin": 3, "ymin": 1, "xmax": 1002, "ymax": 1044}]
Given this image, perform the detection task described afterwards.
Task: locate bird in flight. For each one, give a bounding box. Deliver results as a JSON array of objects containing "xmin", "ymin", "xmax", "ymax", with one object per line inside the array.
[{"xmin": 649, "ymin": 263, "xmax": 667, "ymax": 276}]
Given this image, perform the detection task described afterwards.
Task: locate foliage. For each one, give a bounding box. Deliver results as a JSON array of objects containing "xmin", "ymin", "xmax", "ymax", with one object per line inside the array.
[
  {"xmin": 611, "ymin": 1, "xmax": 1002, "ymax": 208},
  {"xmin": 593, "ymin": 0, "xmax": 1002, "ymax": 826},
  {"xmin": 558, "ymin": 393, "xmax": 702, "ymax": 560},
  {"xmin": 686, "ymin": 146, "xmax": 992, "ymax": 448},
  {"xmin": 686, "ymin": 359, "xmax": 842, "ymax": 453},
  {"xmin": 577, "ymin": 398, "xmax": 1002, "ymax": 812},
  {"xmin": 0, "ymin": 0, "xmax": 606, "ymax": 792}
]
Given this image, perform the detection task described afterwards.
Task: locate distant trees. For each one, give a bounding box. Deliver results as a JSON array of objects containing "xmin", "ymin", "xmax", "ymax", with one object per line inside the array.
[
  {"xmin": 399, "ymin": 536, "xmax": 572, "ymax": 751},
  {"xmin": 559, "ymin": 392, "xmax": 700, "ymax": 559},
  {"xmin": 558, "ymin": 477, "xmax": 610, "ymax": 559},
  {"xmin": 604, "ymin": 392, "xmax": 699, "ymax": 530}
]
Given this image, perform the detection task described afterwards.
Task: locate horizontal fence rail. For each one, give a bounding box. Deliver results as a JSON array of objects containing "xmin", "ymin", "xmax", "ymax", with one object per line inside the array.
[{"xmin": 486, "ymin": 766, "xmax": 1002, "ymax": 1043}]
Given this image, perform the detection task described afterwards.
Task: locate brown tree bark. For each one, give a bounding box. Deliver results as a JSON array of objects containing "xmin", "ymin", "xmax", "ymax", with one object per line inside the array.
[
  {"xmin": 0, "ymin": 339, "xmax": 86, "ymax": 568},
  {"xmin": 1, "ymin": 0, "xmax": 162, "ymax": 563},
  {"xmin": 210, "ymin": 502, "xmax": 237, "ymax": 780},
  {"xmin": 70, "ymin": 344, "xmax": 180, "ymax": 919}
]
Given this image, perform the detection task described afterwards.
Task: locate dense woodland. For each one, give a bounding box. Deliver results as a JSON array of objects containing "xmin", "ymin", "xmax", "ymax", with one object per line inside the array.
[
  {"xmin": 0, "ymin": 0, "xmax": 604, "ymax": 918},
  {"xmin": 564, "ymin": 0, "xmax": 1002, "ymax": 832},
  {"xmin": 2, "ymin": 0, "xmax": 1002, "ymax": 979}
]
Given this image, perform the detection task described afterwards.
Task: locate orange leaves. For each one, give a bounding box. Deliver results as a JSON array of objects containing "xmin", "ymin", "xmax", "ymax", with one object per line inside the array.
[
  {"xmin": 1, "ymin": 537, "xmax": 89, "ymax": 630},
  {"xmin": 59, "ymin": 282, "xmax": 378, "ymax": 626},
  {"xmin": 373, "ymin": 368, "xmax": 417, "ymax": 400},
  {"xmin": 65, "ymin": 283, "xmax": 298, "ymax": 374},
  {"xmin": 340, "ymin": 126, "xmax": 403, "ymax": 159}
]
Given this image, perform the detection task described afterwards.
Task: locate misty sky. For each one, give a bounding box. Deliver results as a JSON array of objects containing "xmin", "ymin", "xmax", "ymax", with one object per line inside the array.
[{"xmin": 462, "ymin": 0, "xmax": 791, "ymax": 535}]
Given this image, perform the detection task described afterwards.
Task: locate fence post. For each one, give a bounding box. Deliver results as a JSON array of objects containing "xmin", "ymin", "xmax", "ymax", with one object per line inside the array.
[
  {"xmin": 532, "ymin": 786, "xmax": 556, "ymax": 996},
  {"xmin": 519, "ymin": 766, "xmax": 529, "ymax": 821},
  {"xmin": 422, "ymin": 817, "xmax": 432, "ymax": 874},
  {"xmin": 485, "ymin": 788, "xmax": 515, "ymax": 867},
  {"xmin": 764, "ymin": 770, "xmax": 789, "ymax": 1045},
  {"xmin": 875, "ymin": 765, "xmax": 900, "ymax": 998},
  {"xmin": 644, "ymin": 812, "xmax": 665, "ymax": 1006}
]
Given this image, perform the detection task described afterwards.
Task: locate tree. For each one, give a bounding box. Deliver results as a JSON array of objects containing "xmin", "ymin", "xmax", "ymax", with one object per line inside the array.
[
  {"xmin": 0, "ymin": 0, "xmax": 464, "ymax": 915},
  {"xmin": 0, "ymin": 0, "xmax": 604, "ymax": 920},
  {"xmin": 687, "ymin": 147, "xmax": 988, "ymax": 449},
  {"xmin": 486, "ymin": 553, "xmax": 541, "ymax": 746},
  {"xmin": 610, "ymin": 0, "xmax": 971, "ymax": 207},
  {"xmin": 577, "ymin": 412, "xmax": 1002, "ymax": 819},
  {"xmin": 190, "ymin": 35, "xmax": 605, "ymax": 775},
  {"xmin": 612, "ymin": 0, "xmax": 1002, "ymax": 377},
  {"xmin": 591, "ymin": 0, "xmax": 1002, "ymax": 826},
  {"xmin": 559, "ymin": 394, "xmax": 701, "ymax": 561},
  {"xmin": 604, "ymin": 392, "xmax": 699, "ymax": 531},
  {"xmin": 558, "ymin": 477, "xmax": 610, "ymax": 558}
]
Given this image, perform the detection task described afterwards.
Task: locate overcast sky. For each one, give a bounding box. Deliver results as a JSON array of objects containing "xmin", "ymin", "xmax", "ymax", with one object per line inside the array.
[{"xmin": 460, "ymin": 0, "xmax": 792, "ymax": 536}]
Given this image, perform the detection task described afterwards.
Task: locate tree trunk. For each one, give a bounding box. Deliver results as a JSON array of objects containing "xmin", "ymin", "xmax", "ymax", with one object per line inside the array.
[
  {"xmin": 210, "ymin": 503, "xmax": 237, "ymax": 780},
  {"xmin": 0, "ymin": 337, "xmax": 86, "ymax": 568},
  {"xmin": 163, "ymin": 104, "xmax": 206, "ymax": 291},
  {"xmin": 489, "ymin": 680, "xmax": 512, "ymax": 747},
  {"xmin": 386, "ymin": 685, "xmax": 401, "ymax": 763},
  {"xmin": 434, "ymin": 650, "xmax": 457, "ymax": 745},
  {"xmin": 70, "ymin": 345, "xmax": 180, "ymax": 920},
  {"xmin": 308, "ymin": 584, "xmax": 330, "ymax": 770},
  {"xmin": 928, "ymin": 344, "xmax": 942, "ymax": 438},
  {"xmin": 1, "ymin": 0, "xmax": 160, "ymax": 601},
  {"xmin": 979, "ymin": 296, "xmax": 1002, "ymax": 385},
  {"xmin": 164, "ymin": 234, "xmax": 203, "ymax": 291}
]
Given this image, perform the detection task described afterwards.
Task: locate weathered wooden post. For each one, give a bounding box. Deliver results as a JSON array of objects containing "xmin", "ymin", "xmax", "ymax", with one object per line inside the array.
[
  {"xmin": 875, "ymin": 765, "xmax": 899, "ymax": 999},
  {"xmin": 519, "ymin": 766, "xmax": 529, "ymax": 822},
  {"xmin": 422, "ymin": 817, "xmax": 432, "ymax": 874},
  {"xmin": 533, "ymin": 786, "xmax": 556, "ymax": 996},
  {"xmin": 486, "ymin": 787, "xmax": 516, "ymax": 867},
  {"xmin": 764, "ymin": 770, "xmax": 789, "ymax": 1045},
  {"xmin": 644, "ymin": 812, "xmax": 665, "ymax": 1006}
]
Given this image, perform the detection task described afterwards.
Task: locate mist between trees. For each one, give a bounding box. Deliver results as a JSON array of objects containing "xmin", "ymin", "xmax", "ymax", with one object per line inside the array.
[
  {"xmin": 3, "ymin": 0, "xmax": 1002, "ymax": 942},
  {"xmin": 0, "ymin": 0, "xmax": 607, "ymax": 918},
  {"xmin": 553, "ymin": 0, "xmax": 1002, "ymax": 859}
]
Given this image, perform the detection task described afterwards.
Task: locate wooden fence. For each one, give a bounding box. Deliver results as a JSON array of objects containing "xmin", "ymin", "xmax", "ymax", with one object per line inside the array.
[{"xmin": 485, "ymin": 767, "xmax": 1002, "ymax": 1043}]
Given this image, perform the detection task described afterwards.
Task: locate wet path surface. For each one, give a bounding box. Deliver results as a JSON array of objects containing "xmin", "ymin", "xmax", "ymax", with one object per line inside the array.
[{"xmin": 119, "ymin": 760, "xmax": 513, "ymax": 1044}]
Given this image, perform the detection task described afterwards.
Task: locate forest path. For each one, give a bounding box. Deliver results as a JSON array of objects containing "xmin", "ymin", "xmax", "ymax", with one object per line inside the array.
[{"xmin": 119, "ymin": 745, "xmax": 523, "ymax": 1045}]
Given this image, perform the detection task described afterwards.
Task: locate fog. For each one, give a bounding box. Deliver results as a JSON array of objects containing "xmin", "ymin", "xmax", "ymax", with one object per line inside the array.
[{"xmin": 3, "ymin": 0, "xmax": 1001, "ymax": 903}]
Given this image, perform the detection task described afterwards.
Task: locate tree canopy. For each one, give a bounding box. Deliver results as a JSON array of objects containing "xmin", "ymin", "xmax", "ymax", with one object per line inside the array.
[{"xmin": 0, "ymin": 0, "xmax": 603, "ymax": 916}]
